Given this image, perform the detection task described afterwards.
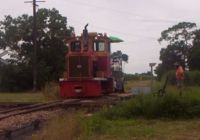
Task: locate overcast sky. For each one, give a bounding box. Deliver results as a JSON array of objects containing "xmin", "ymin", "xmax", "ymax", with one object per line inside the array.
[{"xmin": 0, "ymin": 0, "xmax": 200, "ymax": 73}]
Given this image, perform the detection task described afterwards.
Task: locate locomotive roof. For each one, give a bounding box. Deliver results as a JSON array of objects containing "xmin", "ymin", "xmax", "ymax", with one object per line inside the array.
[{"xmin": 66, "ymin": 32, "xmax": 123, "ymax": 43}]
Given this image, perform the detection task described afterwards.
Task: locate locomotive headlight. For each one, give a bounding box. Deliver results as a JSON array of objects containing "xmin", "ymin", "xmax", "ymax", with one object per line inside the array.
[
  {"xmin": 74, "ymin": 86, "xmax": 82, "ymax": 93},
  {"xmin": 77, "ymin": 64, "xmax": 82, "ymax": 69},
  {"xmin": 75, "ymin": 89, "xmax": 82, "ymax": 93}
]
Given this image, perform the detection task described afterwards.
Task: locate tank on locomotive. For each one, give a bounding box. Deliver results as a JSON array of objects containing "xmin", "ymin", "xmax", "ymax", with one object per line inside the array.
[{"xmin": 59, "ymin": 25, "xmax": 117, "ymax": 97}]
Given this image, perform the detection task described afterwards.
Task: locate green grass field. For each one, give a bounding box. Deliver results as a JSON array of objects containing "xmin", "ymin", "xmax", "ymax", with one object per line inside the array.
[
  {"xmin": 0, "ymin": 80, "xmax": 149, "ymax": 103},
  {"xmin": 29, "ymin": 113, "xmax": 200, "ymax": 140},
  {"xmin": 85, "ymin": 119, "xmax": 200, "ymax": 140},
  {"xmin": 2, "ymin": 80, "xmax": 200, "ymax": 139},
  {"xmin": 29, "ymin": 80, "xmax": 200, "ymax": 140},
  {"xmin": 0, "ymin": 82, "xmax": 61, "ymax": 103},
  {"xmin": 0, "ymin": 92, "xmax": 47, "ymax": 103}
]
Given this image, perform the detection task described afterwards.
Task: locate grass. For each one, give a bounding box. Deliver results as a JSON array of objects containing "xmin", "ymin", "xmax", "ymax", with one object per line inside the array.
[
  {"xmin": 29, "ymin": 113, "xmax": 200, "ymax": 140},
  {"xmin": 28, "ymin": 80, "xmax": 200, "ymax": 140},
  {"xmin": 0, "ymin": 82, "xmax": 61, "ymax": 103},
  {"xmin": 0, "ymin": 80, "xmax": 149, "ymax": 103},
  {"xmin": 6, "ymin": 80, "xmax": 195, "ymax": 139},
  {"xmin": 101, "ymin": 85, "xmax": 200, "ymax": 119},
  {"xmin": 124, "ymin": 80, "xmax": 151, "ymax": 92},
  {"xmin": 31, "ymin": 113, "xmax": 82, "ymax": 140},
  {"xmin": 87, "ymin": 119, "xmax": 200, "ymax": 140},
  {"xmin": 42, "ymin": 82, "xmax": 61, "ymax": 100},
  {"xmin": 0, "ymin": 92, "xmax": 47, "ymax": 103}
]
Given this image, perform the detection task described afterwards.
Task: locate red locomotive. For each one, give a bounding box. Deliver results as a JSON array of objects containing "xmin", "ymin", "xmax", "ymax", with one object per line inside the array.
[{"xmin": 59, "ymin": 25, "xmax": 122, "ymax": 97}]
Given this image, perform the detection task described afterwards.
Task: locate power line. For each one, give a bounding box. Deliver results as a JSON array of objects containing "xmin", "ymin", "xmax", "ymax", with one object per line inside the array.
[
  {"xmin": 68, "ymin": 1, "xmax": 200, "ymax": 26},
  {"xmin": 65, "ymin": 0, "xmax": 179, "ymax": 24},
  {"xmin": 68, "ymin": 18, "xmax": 135, "ymax": 39},
  {"xmin": 68, "ymin": 17, "xmax": 161, "ymax": 40}
]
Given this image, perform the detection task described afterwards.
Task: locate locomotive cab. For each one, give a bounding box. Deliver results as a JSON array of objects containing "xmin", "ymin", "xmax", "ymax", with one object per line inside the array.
[{"xmin": 59, "ymin": 26, "xmax": 114, "ymax": 98}]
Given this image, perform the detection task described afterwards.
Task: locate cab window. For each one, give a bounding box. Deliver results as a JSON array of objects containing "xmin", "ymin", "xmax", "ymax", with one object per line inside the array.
[
  {"xmin": 71, "ymin": 41, "xmax": 81, "ymax": 52},
  {"xmin": 94, "ymin": 41, "xmax": 105, "ymax": 52}
]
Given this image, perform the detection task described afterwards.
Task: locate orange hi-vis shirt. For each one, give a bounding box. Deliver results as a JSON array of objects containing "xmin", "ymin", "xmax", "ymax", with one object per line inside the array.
[{"xmin": 176, "ymin": 66, "xmax": 184, "ymax": 80}]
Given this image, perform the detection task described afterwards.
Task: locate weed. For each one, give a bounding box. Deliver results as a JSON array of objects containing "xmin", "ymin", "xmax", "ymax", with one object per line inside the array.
[
  {"xmin": 42, "ymin": 82, "xmax": 60, "ymax": 100},
  {"xmin": 31, "ymin": 112, "xmax": 83, "ymax": 140},
  {"xmin": 100, "ymin": 87, "xmax": 200, "ymax": 119},
  {"xmin": 0, "ymin": 92, "xmax": 46, "ymax": 103}
]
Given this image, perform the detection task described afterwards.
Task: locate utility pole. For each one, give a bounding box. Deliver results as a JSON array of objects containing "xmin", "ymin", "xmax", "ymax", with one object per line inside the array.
[
  {"xmin": 25, "ymin": 0, "xmax": 45, "ymax": 91},
  {"xmin": 149, "ymin": 63, "xmax": 156, "ymax": 91}
]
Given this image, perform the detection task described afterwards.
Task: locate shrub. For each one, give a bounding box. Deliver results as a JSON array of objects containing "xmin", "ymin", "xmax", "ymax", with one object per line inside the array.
[
  {"xmin": 185, "ymin": 70, "xmax": 200, "ymax": 86},
  {"xmin": 100, "ymin": 90, "xmax": 200, "ymax": 119},
  {"xmin": 42, "ymin": 82, "xmax": 60, "ymax": 100},
  {"xmin": 82, "ymin": 113, "xmax": 110, "ymax": 139},
  {"xmin": 160, "ymin": 70, "xmax": 200, "ymax": 86},
  {"xmin": 31, "ymin": 112, "xmax": 83, "ymax": 140}
]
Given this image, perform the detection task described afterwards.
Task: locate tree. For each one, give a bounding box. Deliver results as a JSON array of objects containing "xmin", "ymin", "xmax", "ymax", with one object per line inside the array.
[
  {"xmin": 156, "ymin": 22, "xmax": 197, "ymax": 79},
  {"xmin": 158, "ymin": 22, "xmax": 196, "ymax": 70},
  {"xmin": 111, "ymin": 50, "xmax": 128, "ymax": 92},
  {"xmin": 0, "ymin": 8, "xmax": 73, "ymax": 91},
  {"xmin": 111, "ymin": 50, "xmax": 128, "ymax": 73},
  {"xmin": 111, "ymin": 50, "xmax": 128, "ymax": 62},
  {"xmin": 155, "ymin": 44, "xmax": 184, "ymax": 80},
  {"xmin": 188, "ymin": 29, "xmax": 200, "ymax": 70},
  {"xmin": 0, "ymin": 63, "xmax": 32, "ymax": 92}
]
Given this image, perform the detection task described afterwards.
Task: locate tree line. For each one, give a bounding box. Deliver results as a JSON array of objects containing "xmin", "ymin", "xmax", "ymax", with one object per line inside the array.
[
  {"xmin": 0, "ymin": 8, "xmax": 73, "ymax": 91},
  {"xmin": 156, "ymin": 22, "xmax": 200, "ymax": 80},
  {"xmin": 0, "ymin": 8, "xmax": 128, "ymax": 92},
  {"xmin": 0, "ymin": 8, "xmax": 199, "ymax": 91}
]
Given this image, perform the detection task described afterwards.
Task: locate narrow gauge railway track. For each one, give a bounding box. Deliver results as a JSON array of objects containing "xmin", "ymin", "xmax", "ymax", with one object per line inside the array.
[
  {"xmin": 0, "ymin": 93, "xmax": 133, "ymax": 121},
  {"xmin": 0, "ymin": 99, "xmax": 81, "ymax": 140},
  {"xmin": 0, "ymin": 93, "xmax": 134, "ymax": 140},
  {"xmin": 0, "ymin": 99, "xmax": 79, "ymax": 121},
  {"xmin": 0, "ymin": 103, "xmax": 34, "ymax": 112},
  {"xmin": 0, "ymin": 101, "xmax": 58, "ymax": 115}
]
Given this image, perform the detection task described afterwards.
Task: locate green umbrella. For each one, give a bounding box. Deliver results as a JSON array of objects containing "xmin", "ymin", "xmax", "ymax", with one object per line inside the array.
[{"xmin": 109, "ymin": 36, "xmax": 124, "ymax": 43}]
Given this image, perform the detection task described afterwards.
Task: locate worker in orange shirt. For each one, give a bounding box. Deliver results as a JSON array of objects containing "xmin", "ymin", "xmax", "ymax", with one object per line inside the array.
[{"xmin": 176, "ymin": 65, "xmax": 184, "ymax": 96}]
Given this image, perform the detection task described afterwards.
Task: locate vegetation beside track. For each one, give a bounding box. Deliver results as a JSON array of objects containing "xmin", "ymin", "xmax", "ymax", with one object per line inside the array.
[
  {"xmin": 0, "ymin": 82, "xmax": 60, "ymax": 103},
  {"xmin": 0, "ymin": 79, "xmax": 147, "ymax": 103},
  {"xmin": 0, "ymin": 93, "xmax": 47, "ymax": 103},
  {"xmin": 29, "ymin": 112, "xmax": 200, "ymax": 140},
  {"xmin": 124, "ymin": 79, "xmax": 151, "ymax": 92},
  {"xmin": 29, "ymin": 82, "xmax": 200, "ymax": 140}
]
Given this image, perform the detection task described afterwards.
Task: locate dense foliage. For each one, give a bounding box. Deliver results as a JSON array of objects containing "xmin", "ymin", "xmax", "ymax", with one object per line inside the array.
[
  {"xmin": 99, "ymin": 91, "xmax": 200, "ymax": 119},
  {"xmin": 111, "ymin": 50, "xmax": 128, "ymax": 62},
  {"xmin": 188, "ymin": 30, "xmax": 200, "ymax": 70},
  {"xmin": 156, "ymin": 22, "xmax": 200, "ymax": 79},
  {"xmin": 30, "ymin": 87, "xmax": 200, "ymax": 140},
  {"xmin": 162, "ymin": 70, "xmax": 200, "ymax": 86},
  {"xmin": 0, "ymin": 8, "xmax": 73, "ymax": 91}
]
